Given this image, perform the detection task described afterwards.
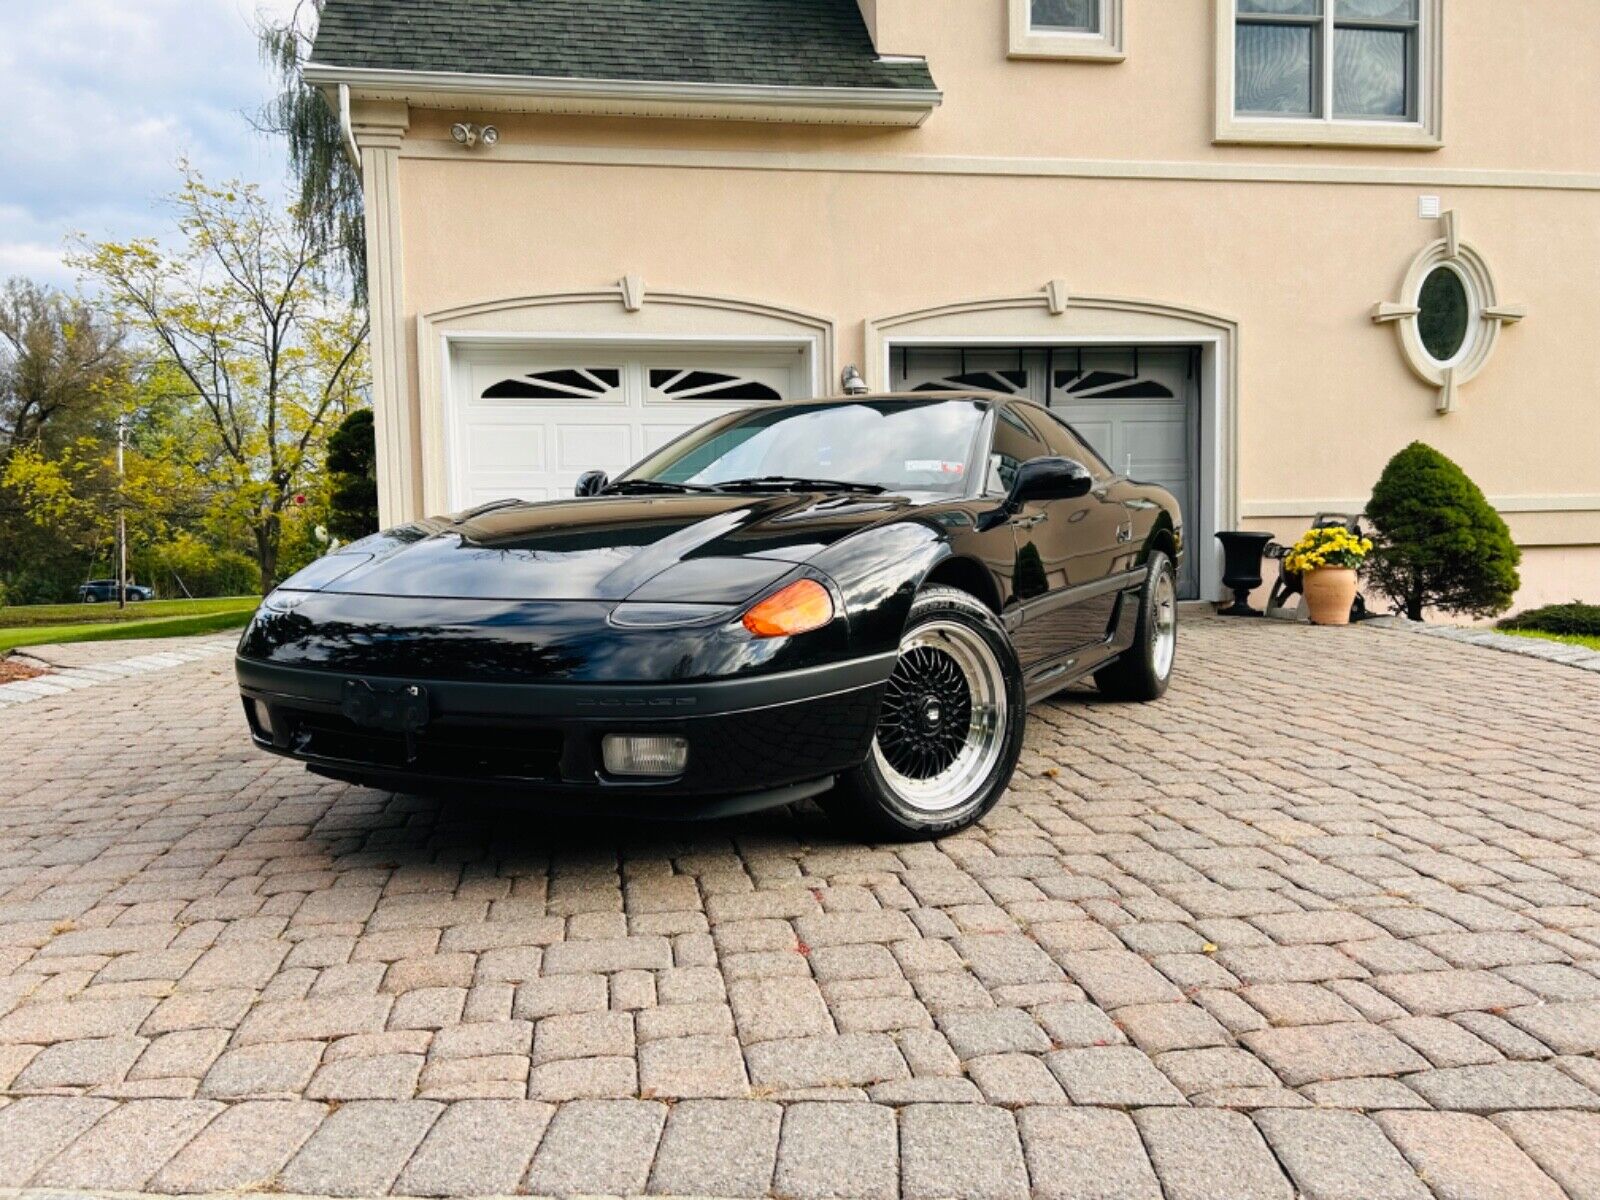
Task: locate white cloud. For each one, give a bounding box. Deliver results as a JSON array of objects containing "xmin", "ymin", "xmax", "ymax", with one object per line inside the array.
[{"xmin": 0, "ymin": 0, "xmax": 303, "ymax": 289}]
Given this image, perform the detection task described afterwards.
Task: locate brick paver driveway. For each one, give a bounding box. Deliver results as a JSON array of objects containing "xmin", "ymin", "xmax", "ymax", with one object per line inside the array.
[{"xmin": 2, "ymin": 614, "xmax": 1599, "ymax": 1199}]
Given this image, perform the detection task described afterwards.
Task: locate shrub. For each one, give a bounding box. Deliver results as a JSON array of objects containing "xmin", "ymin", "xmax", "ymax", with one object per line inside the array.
[
  {"xmin": 327, "ymin": 408, "xmax": 379, "ymax": 541},
  {"xmin": 1499, "ymin": 602, "xmax": 1600, "ymax": 637},
  {"xmin": 1364, "ymin": 442, "xmax": 1520, "ymax": 621},
  {"xmin": 139, "ymin": 533, "xmax": 260, "ymax": 598}
]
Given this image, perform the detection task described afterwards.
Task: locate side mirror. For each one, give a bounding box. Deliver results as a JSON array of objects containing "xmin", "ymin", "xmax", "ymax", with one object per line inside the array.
[
  {"xmin": 1009, "ymin": 456, "xmax": 1093, "ymax": 507},
  {"xmin": 574, "ymin": 470, "xmax": 610, "ymax": 497}
]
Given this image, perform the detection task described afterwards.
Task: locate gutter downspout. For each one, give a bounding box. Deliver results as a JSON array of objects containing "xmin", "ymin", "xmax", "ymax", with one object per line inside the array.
[{"xmin": 338, "ymin": 83, "xmax": 362, "ymax": 173}]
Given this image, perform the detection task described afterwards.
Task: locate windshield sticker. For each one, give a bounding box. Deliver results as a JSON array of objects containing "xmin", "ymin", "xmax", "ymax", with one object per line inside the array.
[{"xmin": 905, "ymin": 460, "xmax": 966, "ymax": 475}]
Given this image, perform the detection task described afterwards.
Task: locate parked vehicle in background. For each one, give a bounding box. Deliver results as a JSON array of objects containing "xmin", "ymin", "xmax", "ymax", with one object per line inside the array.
[{"xmin": 77, "ymin": 580, "xmax": 155, "ymax": 603}]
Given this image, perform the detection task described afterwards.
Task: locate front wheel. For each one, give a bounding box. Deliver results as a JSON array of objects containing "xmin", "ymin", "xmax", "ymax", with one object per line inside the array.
[
  {"xmin": 1094, "ymin": 550, "xmax": 1177, "ymax": 701},
  {"xmin": 823, "ymin": 586, "xmax": 1025, "ymax": 840}
]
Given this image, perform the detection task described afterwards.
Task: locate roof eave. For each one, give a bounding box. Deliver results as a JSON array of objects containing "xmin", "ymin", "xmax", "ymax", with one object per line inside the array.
[{"xmin": 304, "ymin": 62, "xmax": 941, "ymax": 127}]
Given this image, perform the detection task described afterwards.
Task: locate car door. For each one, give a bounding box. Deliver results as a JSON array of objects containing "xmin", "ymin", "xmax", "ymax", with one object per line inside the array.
[{"xmin": 990, "ymin": 405, "xmax": 1114, "ymax": 671}]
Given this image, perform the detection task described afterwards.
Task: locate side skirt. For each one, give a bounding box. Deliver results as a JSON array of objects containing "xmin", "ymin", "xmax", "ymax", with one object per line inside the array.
[{"xmin": 1021, "ymin": 582, "xmax": 1144, "ymax": 706}]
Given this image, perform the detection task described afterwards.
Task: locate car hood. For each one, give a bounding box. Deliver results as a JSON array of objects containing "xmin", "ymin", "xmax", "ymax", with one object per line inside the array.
[{"xmin": 284, "ymin": 492, "xmax": 922, "ymax": 602}]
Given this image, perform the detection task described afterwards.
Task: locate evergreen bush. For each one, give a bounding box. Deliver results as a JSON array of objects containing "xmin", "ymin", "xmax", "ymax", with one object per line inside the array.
[
  {"xmin": 326, "ymin": 409, "xmax": 379, "ymax": 541},
  {"xmin": 1499, "ymin": 602, "xmax": 1600, "ymax": 637},
  {"xmin": 1364, "ymin": 442, "xmax": 1520, "ymax": 621}
]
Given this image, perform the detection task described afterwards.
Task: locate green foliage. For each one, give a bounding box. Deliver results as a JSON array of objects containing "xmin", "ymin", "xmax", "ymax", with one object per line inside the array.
[
  {"xmin": 326, "ymin": 408, "xmax": 378, "ymax": 540},
  {"xmin": 0, "ymin": 278, "xmax": 126, "ymax": 454},
  {"xmin": 256, "ymin": 0, "xmax": 367, "ymax": 299},
  {"xmin": 0, "ymin": 601, "xmax": 258, "ymax": 654},
  {"xmin": 1502, "ymin": 629, "xmax": 1600, "ymax": 652},
  {"xmin": 137, "ymin": 533, "xmax": 260, "ymax": 599},
  {"xmin": 70, "ymin": 167, "xmax": 369, "ymax": 590},
  {"xmin": 1498, "ymin": 602, "xmax": 1600, "ymax": 637},
  {"xmin": 0, "ymin": 595, "xmax": 257, "ymax": 629},
  {"xmin": 1364, "ymin": 442, "xmax": 1521, "ymax": 621},
  {"xmin": 0, "ymin": 277, "xmax": 131, "ymax": 604}
]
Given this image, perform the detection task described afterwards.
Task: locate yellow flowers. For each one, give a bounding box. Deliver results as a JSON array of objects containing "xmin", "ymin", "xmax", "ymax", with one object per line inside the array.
[{"xmin": 1284, "ymin": 527, "xmax": 1373, "ymax": 575}]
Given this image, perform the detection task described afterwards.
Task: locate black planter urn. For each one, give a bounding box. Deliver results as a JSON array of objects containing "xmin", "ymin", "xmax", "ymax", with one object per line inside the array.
[{"xmin": 1215, "ymin": 531, "xmax": 1274, "ymax": 617}]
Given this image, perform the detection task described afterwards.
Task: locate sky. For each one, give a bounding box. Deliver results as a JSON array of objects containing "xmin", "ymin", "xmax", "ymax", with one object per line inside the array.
[{"xmin": 0, "ymin": 0, "xmax": 302, "ymax": 290}]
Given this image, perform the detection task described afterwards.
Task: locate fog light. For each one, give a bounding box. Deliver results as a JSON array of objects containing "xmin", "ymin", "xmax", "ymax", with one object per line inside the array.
[
  {"xmin": 602, "ymin": 734, "xmax": 688, "ymax": 777},
  {"xmin": 248, "ymin": 698, "xmax": 272, "ymax": 733}
]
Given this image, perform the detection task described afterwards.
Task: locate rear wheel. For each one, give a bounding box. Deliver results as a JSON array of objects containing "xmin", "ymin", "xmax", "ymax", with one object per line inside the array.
[
  {"xmin": 823, "ymin": 586, "xmax": 1025, "ymax": 840},
  {"xmin": 1094, "ymin": 550, "xmax": 1177, "ymax": 701}
]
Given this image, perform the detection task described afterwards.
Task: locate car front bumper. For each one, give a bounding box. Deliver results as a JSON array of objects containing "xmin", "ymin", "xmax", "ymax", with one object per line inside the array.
[{"xmin": 236, "ymin": 653, "xmax": 896, "ymax": 816}]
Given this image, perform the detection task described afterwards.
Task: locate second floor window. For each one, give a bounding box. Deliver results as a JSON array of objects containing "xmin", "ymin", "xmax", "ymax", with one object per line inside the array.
[
  {"xmin": 1032, "ymin": 0, "xmax": 1100, "ymax": 33},
  {"xmin": 1235, "ymin": 0, "xmax": 1420, "ymax": 121},
  {"xmin": 1010, "ymin": 0, "xmax": 1123, "ymax": 61}
]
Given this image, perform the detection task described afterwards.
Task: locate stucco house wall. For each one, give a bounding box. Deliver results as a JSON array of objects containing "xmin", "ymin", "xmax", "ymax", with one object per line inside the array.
[{"xmin": 338, "ymin": 0, "xmax": 1600, "ymax": 609}]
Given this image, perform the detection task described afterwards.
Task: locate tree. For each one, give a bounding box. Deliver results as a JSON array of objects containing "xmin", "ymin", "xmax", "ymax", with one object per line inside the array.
[
  {"xmin": 256, "ymin": 0, "xmax": 367, "ymax": 299},
  {"xmin": 0, "ymin": 279, "xmax": 130, "ymax": 602},
  {"xmin": 73, "ymin": 168, "xmax": 369, "ymax": 591},
  {"xmin": 0, "ymin": 278, "xmax": 126, "ymax": 454},
  {"xmin": 1364, "ymin": 441, "xmax": 1521, "ymax": 621},
  {"xmin": 325, "ymin": 407, "xmax": 378, "ymax": 540}
]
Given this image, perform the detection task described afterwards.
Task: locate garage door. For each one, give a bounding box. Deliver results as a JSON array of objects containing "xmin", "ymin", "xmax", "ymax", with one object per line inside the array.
[
  {"xmin": 449, "ymin": 346, "xmax": 810, "ymax": 508},
  {"xmin": 893, "ymin": 346, "xmax": 1201, "ymax": 598}
]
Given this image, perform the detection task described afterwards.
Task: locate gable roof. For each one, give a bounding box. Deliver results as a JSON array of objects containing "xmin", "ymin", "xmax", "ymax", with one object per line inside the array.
[{"xmin": 311, "ymin": 0, "xmax": 936, "ymax": 94}]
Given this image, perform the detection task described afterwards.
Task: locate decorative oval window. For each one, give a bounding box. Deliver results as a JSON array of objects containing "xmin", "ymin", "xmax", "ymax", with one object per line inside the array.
[{"xmin": 1416, "ymin": 264, "xmax": 1473, "ymax": 364}]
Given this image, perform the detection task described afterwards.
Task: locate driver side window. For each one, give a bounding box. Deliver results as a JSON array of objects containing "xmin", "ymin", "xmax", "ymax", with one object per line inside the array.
[
  {"xmin": 1039, "ymin": 410, "xmax": 1114, "ymax": 481},
  {"xmin": 986, "ymin": 408, "xmax": 1051, "ymax": 496}
]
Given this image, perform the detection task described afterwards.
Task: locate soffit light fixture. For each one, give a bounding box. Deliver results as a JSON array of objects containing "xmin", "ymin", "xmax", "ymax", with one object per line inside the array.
[{"xmin": 451, "ymin": 122, "xmax": 499, "ymax": 149}]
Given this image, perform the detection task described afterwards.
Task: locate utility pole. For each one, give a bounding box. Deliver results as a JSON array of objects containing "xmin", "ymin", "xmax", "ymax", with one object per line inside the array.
[{"xmin": 116, "ymin": 413, "xmax": 129, "ymax": 611}]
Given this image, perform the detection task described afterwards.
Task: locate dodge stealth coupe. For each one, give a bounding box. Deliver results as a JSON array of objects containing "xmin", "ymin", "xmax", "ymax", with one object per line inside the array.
[{"xmin": 237, "ymin": 393, "xmax": 1181, "ymax": 838}]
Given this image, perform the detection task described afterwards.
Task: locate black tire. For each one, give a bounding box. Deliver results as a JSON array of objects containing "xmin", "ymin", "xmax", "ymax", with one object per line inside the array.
[
  {"xmin": 822, "ymin": 585, "xmax": 1026, "ymax": 840},
  {"xmin": 1094, "ymin": 550, "xmax": 1177, "ymax": 702}
]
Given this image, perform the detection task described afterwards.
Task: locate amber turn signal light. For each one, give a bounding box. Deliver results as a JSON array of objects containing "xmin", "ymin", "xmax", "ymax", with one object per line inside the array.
[{"xmin": 742, "ymin": 579, "xmax": 834, "ymax": 638}]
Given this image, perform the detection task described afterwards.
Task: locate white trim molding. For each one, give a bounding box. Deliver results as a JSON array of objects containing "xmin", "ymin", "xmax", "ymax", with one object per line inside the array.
[
  {"xmin": 867, "ymin": 287, "xmax": 1239, "ymax": 602},
  {"xmin": 394, "ymin": 138, "xmax": 1600, "ymax": 194},
  {"xmin": 1009, "ymin": 0, "xmax": 1125, "ymax": 62},
  {"xmin": 1245, "ymin": 496, "xmax": 1600, "ymax": 519},
  {"xmin": 305, "ymin": 63, "xmax": 941, "ymax": 127},
  {"xmin": 1372, "ymin": 210, "xmax": 1525, "ymax": 414},
  {"xmin": 1214, "ymin": 0, "xmax": 1444, "ymax": 150},
  {"xmin": 414, "ymin": 287, "xmax": 835, "ymax": 515}
]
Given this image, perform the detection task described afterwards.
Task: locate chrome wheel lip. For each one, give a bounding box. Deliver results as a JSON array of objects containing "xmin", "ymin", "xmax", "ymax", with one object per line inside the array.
[
  {"xmin": 1151, "ymin": 568, "xmax": 1177, "ymax": 680},
  {"xmin": 872, "ymin": 618, "xmax": 1008, "ymax": 815}
]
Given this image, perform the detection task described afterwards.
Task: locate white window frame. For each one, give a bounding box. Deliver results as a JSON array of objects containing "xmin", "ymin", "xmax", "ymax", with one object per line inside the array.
[
  {"xmin": 1009, "ymin": 0, "xmax": 1124, "ymax": 62},
  {"xmin": 1215, "ymin": 0, "xmax": 1442, "ymax": 149}
]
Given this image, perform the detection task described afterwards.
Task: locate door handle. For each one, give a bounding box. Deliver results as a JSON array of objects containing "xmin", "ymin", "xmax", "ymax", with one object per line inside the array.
[{"xmin": 1014, "ymin": 513, "xmax": 1048, "ymax": 530}]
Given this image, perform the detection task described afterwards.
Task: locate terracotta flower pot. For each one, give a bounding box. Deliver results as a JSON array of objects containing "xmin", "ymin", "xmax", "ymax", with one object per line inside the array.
[{"xmin": 1304, "ymin": 567, "xmax": 1358, "ymax": 626}]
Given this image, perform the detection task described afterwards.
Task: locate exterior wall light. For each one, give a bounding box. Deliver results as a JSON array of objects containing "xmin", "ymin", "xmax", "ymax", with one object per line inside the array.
[
  {"xmin": 840, "ymin": 365, "xmax": 870, "ymax": 395},
  {"xmin": 450, "ymin": 122, "xmax": 500, "ymax": 149}
]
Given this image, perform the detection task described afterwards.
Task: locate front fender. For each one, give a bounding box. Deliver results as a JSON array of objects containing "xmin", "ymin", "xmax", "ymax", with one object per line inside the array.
[{"xmin": 809, "ymin": 522, "xmax": 947, "ymax": 657}]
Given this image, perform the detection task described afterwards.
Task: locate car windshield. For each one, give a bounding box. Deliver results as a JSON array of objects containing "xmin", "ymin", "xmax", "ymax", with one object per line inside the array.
[{"xmin": 622, "ymin": 399, "xmax": 986, "ymax": 496}]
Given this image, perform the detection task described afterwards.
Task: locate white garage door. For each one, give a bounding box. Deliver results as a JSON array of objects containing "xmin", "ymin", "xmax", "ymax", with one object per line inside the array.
[
  {"xmin": 449, "ymin": 346, "xmax": 810, "ymax": 508},
  {"xmin": 894, "ymin": 346, "xmax": 1200, "ymax": 598}
]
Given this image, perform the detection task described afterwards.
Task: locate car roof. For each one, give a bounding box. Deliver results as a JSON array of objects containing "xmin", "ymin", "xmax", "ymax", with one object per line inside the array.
[{"xmin": 776, "ymin": 390, "xmax": 1017, "ymax": 407}]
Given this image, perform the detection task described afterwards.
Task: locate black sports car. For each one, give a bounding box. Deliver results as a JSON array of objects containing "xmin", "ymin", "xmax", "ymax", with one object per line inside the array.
[{"xmin": 237, "ymin": 393, "xmax": 1181, "ymax": 838}]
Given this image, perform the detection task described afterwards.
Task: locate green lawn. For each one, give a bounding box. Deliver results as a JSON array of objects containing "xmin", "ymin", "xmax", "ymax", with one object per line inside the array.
[
  {"xmin": 0, "ymin": 596, "xmax": 260, "ymax": 655},
  {"xmin": 1501, "ymin": 628, "xmax": 1600, "ymax": 653}
]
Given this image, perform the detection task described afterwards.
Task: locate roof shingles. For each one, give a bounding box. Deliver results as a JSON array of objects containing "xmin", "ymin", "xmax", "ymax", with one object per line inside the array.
[{"xmin": 311, "ymin": 0, "xmax": 936, "ymax": 92}]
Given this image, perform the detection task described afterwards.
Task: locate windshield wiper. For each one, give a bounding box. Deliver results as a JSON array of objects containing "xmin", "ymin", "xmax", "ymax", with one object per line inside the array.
[
  {"xmin": 601, "ymin": 478, "xmax": 724, "ymax": 495},
  {"xmin": 712, "ymin": 476, "xmax": 886, "ymax": 495}
]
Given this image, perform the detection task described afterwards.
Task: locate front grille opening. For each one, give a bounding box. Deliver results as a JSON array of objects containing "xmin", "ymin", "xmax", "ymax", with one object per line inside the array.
[{"xmin": 281, "ymin": 708, "xmax": 564, "ymax": 781}]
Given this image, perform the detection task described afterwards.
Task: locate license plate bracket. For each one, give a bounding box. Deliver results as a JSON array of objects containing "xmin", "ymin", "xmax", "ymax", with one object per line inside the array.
[{"xmin": 341, "ymin": 680, "xmax": 430, "ymax": 734}]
